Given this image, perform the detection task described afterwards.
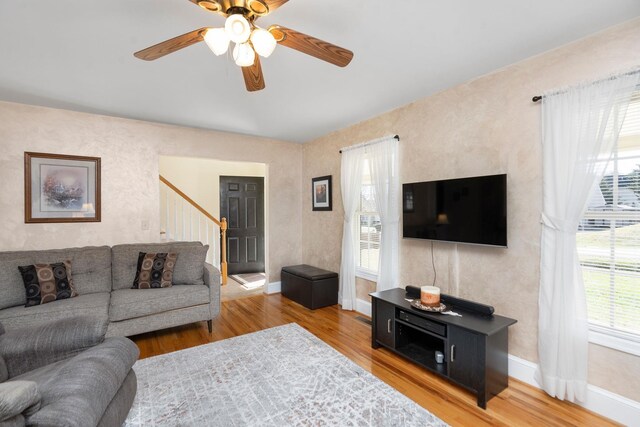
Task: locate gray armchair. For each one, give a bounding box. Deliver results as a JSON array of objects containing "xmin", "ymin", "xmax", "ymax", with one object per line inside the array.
[{"xmin": 0, "ymin": 316, "xmax": 139, "ymax": 427}]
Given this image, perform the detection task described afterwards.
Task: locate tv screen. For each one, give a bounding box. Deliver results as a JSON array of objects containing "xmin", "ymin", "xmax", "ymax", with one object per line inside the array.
[{"xmin": 402, "ymin": 174, "xmax": 507, "ymax": 247}]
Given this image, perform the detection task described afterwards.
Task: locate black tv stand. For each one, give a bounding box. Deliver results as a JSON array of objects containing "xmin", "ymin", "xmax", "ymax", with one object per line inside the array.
[{"xmin": 370, "ymin": 289, "xmax": 517, "ymax": 408}]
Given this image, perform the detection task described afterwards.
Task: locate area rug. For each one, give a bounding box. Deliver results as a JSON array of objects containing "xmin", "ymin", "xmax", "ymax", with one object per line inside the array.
[
  {"xmin": 230, "ymin": 272, "xmax": 266, "ymax": 290},
  {"xmin": 125, "ymin": 323, "xmax": 448, "ymax": 426}
]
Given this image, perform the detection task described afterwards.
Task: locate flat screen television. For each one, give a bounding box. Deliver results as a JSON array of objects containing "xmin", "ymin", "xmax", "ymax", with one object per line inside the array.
[{"xmin": 402, "ymin": 174, "xmax": 507, "ymax": 247}]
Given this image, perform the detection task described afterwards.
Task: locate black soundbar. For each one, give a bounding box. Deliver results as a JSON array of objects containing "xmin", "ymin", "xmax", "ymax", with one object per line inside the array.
[{"xmin": 404, "ymin": 285, "xmax": 494, "ymax": 316}]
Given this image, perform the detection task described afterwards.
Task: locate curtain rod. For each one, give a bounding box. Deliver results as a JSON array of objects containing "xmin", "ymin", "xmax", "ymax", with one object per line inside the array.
[
  {"xmin": 531, "ymin": 69, "xmax": 640, "ymax": 103},
  {"xmin": 339, "ymin": 135, "xmax": 399, "ymax": 154}
]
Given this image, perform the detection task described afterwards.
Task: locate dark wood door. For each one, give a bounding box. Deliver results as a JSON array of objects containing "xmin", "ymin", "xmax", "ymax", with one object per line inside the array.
[
  {"xmin": 448, "ymin": 325, "xmax": 480, "ymax": 390},
  {"xmin": 374, "ymin": 299, "xmax": 395, "ymax": 348},
  {"xmin": 220, "ymin": 176, "xmax": 265, "ymax": 275}
]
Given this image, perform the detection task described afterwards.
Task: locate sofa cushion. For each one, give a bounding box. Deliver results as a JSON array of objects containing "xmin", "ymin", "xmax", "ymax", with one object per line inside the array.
[
  {"xmin": 132, "ymin": 252, "xmax": 177, "ymax": 289},
  {"xmin": 111, "ymin": 242, "xmax": 208, "ymax": 290},
  {"xmin": 96, "ymin": 370, "xmax": 136, "ymax": 427},
  {"xmin": 19, "ymin": 261, "xmax": 78, "ymax": 307},
  {"xmin": 0, "ymin": 356, "xmax": 7, "ymax": 383},
  {"xmin": 0, "ymin": 258, "xmax": 34, "ymax": 310},
  {"xmin": 0, "ymin": 293, "xmax": 109, "ymax": 331},
  {"xmin": 14, "ymin": 337, "xmax": 139, "ymax": 427},
  {"xmin": 0, "ymin": 381, "xmax": 40, "ymax": 422},
  {"xmin": 1, "ymin": 414, "xmax": 24, "ymax": 426},
  {"xmin": 109, "ymin": 284, "xmax": 209, "ymax": 322},
  {"xmin": 0, "ymin": 323, "xmax": 6, "ymax": 382},
  {"xmin": 0, "ymin": 247, "xmax": 111, "ymax": 306}
]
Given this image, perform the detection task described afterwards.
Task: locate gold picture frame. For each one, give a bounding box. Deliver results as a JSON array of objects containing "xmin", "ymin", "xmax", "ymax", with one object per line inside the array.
[{"xmin": 24, "ymin": 152, "xmax": 101, "ymax": 223}]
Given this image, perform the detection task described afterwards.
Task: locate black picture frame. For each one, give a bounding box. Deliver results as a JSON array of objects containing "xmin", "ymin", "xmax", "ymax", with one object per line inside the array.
[{"xmin": 312, "ymin": 175, "xmax": 332, "ymax": 211}]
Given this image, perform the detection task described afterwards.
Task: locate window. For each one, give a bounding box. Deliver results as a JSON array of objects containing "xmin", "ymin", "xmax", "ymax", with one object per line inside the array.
[
  {"xmin": 356, "ymin": 159, "xmax": 380, "ymax": 280},
  {"xmin": 578, "ymin": 93, "xmax": 640, "ymax": 354}
]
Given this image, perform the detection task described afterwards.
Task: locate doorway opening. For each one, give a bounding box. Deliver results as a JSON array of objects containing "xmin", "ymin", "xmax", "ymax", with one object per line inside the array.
[{"xmin": 158, "ymin": 156, "xmax": 267, "ymax": 301}]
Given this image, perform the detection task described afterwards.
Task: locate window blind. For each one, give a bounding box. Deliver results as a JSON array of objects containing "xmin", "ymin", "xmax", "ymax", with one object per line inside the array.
[
  {"xmin": 578, "ymin": 94, "xmax": 640, "ymax": 339},
  {"xmin": 357, "ymin": 161, "xmax": 380, "ymax": 274}
]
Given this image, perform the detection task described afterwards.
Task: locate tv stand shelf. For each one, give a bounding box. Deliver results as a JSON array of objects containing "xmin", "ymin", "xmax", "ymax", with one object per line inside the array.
[{"xmin": 370, "ymin": 289, "xmax": 517, "ymax": 408}]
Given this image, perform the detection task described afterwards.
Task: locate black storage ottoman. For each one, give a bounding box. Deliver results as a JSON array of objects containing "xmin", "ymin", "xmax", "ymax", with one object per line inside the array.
[{"xmin": 281, "ymin": 264, "xmax": 339, "ymax": 310}]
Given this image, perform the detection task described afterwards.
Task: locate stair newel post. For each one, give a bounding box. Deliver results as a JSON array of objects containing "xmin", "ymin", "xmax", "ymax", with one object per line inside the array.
[{"xmin": 220, "ymin": 217, "xmax": 228, "ymax": 286}]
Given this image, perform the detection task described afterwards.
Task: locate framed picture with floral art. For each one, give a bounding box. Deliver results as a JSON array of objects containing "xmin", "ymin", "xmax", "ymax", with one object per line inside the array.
[
  {"xmin": 312, "ymin": 175, "xmax": 332, "ymax": 211},
  {"xmin": 24, "ymin": 152, "xmax": 101, "ymax": 223}
]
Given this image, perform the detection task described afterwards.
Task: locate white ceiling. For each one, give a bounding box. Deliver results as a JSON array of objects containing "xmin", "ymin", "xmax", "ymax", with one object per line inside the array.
[{"xmin": 1, "ymin": 1, "xmax": 639, "ymax": 142}]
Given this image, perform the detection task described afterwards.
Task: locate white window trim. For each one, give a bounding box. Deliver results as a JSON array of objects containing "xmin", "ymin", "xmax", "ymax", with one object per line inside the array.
[
  {"xmin": 355, "ymin": 267, "xmax": 378, "ymax": 282},
  {"xmin": 589, "ymin": 324, "xmax": 640, "ymax": 356}
]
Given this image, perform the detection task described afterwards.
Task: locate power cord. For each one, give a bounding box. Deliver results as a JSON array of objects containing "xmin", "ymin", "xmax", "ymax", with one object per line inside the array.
[{"xmin": 431, "ymin": 240, "xmax": 437, "ymax": 286}]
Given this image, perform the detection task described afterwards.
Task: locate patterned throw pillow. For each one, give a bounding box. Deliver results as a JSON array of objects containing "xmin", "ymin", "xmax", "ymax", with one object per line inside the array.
[
  {"xmin": 132, "ymin": 252, "xmax": 178, "ymax": 289},
  {"xmin": 18, "ymin": 261, "xmax": 78, "ymax": 307}
]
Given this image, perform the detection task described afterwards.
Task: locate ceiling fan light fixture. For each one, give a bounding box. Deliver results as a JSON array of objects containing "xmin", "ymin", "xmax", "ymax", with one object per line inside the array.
[
  {"xmin": 197, "ymin": 1, "xmax": 221, "ymax": 12},
  {"xmin": 233, "ymin": 42, "xmax": 255, "ymax": 67},
  {"xmin": 225, "ymin": 14, "xmax": 251, "ymax": 44},
  {"xmin": 250, "ymin": 28, "xmax": 276, "ymax": 57},
  {"xmin": 204, "ymin": 28, "xmax": 230, "ymax": 56},
  {"xmin": 247, "ymin": 0, "xmax": 269, "ymax": 16}
]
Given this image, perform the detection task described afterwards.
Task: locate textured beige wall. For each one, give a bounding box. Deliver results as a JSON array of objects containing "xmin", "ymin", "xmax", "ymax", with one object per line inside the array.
[
  {"xmin": 0, "ymin": 101, "xmax": 302, "ymax": 282},
  {"xmin": 355, "ymin": 277, "xmax": 376, "ymax": 301},
  {"xmin": 159, "ymin": 156, "xmax": 266, "ymax": 218},
  {"xmin": 301, "ymin": 19, "xmax": 640, "ymax": 401}
]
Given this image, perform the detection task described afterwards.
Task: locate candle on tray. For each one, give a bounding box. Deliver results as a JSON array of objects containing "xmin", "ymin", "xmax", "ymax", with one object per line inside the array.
[{"xmin": 420, "ymin": 286, "xmax": 441, "ymax": 307}]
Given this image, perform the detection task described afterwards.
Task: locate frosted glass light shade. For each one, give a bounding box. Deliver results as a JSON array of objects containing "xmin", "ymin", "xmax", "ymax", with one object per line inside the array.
[
  {"xmin": 204, "ymin": 28, "xmax": 230, "ymax": 56},
  {"xmin": 250, "ymin": 28, "xmax": 276, "ymax": 58},
  {"xmin": 225, "ymin": 14, "xmax": 251, "ymax": 43},
  {"xmin": 233, "ymin": 43, "xmax": 255, "ymax": 67}
]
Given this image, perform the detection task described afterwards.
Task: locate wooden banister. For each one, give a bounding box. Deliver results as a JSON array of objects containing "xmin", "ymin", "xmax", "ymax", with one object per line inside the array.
[
  {"xmin": 160, "ymin": 175, "xmax": 221, "ymax": 226},
  {"xmin": 159, "ymin": 174, "xmax": 228, "ymax": 285},
  {"xmin": 220, "ymin": 218, "xmax": 228, "ymax": 286}
]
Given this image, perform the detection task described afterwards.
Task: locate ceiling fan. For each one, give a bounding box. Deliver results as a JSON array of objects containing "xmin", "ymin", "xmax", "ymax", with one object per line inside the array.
[{"xmin": 134, "ymin": 0, "xmax": 354, "ymax": 92}]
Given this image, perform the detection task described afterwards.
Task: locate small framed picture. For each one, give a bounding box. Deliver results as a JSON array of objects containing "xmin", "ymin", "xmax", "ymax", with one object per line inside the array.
[
  {"xmin": 312, "ymin": 175, "xmax": 332, "ymax": 211},
  {"xmin": 24, "ymin": 152, "xmax": 101, "ymax": 223}
]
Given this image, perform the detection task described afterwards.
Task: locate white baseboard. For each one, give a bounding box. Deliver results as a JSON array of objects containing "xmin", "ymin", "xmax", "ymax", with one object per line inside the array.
[
  {"xmin": 508, "ymin": 355, "xmax": 640, "ymax": 426},
  {"xmin": 265, "ymin": 281, "xmax": 281, "ymax": 295},
  {"xmin": 355, "ymin": 298, "xmax": 372, "ymax": 317},
  {"xmin": 507, "ymin": 355, "xmax": 538, "ymax": 387}
]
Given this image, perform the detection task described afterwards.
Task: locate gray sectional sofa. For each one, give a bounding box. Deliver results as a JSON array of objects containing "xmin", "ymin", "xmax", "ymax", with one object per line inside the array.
[
  {"xmin": 0, "ymin": 316, "xmax": 139, "ymax": 426},
  {"xmin": 0, "ymin": 241, "xmax": 221, "ymax": 336}
]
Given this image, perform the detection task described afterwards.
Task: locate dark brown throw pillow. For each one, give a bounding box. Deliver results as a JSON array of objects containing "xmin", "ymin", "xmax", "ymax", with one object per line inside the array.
[
  {"xmin": 132, "ymin": 252, "xmax": 178, "ymax": 289},
  {"xmin": 18, "ymin": 261, "xmax": 78, "ymax": 307}
]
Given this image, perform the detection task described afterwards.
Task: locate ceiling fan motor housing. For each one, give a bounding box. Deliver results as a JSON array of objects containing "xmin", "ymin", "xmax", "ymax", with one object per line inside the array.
[{"xmin": 198, "ymin": 0, "xmax": 269, "ymax": 17}]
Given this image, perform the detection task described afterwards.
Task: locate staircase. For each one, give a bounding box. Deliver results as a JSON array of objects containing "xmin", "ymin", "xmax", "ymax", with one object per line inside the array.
[{"xmin": 159, "ymin": 175, "xmax": 228, "ymax": 285}]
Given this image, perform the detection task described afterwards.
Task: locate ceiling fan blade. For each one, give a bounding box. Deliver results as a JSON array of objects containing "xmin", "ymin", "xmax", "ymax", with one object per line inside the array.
[
  {"xmin": 268, "ymin": 25, "xmax": 353, "ymax": 67},
  {"xmin": 242, "ymin": 53, "xmax": 266, "ymax": 92},
  {"xmin": 134, "ymin": 28, "xmax": 209, "ymax": 61}
]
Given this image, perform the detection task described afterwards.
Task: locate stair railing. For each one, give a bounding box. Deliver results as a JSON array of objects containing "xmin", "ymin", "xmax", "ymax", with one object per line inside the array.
[{"xmin": 159, "ymin": 175, "xmax": 228, "ymax": 285}]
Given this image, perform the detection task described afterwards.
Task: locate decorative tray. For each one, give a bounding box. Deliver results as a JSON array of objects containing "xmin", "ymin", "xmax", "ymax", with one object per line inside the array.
[{"xmin": 410, "ymin": 300, "xmax": 447, "ymax": 313}]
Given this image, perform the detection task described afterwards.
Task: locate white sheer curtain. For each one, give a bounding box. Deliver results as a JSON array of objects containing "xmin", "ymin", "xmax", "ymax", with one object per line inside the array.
[
  {"xmin": 369, "ymin": 137, "xmax": 400, "ymax": 291},
  {"xmin": 339, "ymin": 148, "xmax": 363, "ymax": 310},
  {"xmin": 536, "ymin": 71, "xmax": 640, "ymax": 402}
]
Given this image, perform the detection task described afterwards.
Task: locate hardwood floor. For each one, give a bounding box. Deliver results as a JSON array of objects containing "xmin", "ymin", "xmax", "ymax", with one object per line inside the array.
[
  {"xmin": 131, "ymin": 294, "xmax": 619, "ymax": 427},
  {"xmin": 220, "ymin": 277, "xmax": 263, "ymax": 302}
]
